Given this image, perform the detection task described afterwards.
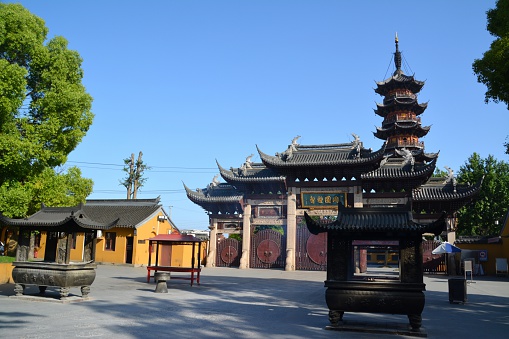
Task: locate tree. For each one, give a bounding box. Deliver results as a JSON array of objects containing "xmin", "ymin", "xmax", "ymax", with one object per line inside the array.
[
  {"xmin": 472, "ymin": 0, "xmax": 509, "ymax": 153},
  {"xmin": 433, "ymin": 167, "xmax": 448, "ymax": 177},
  {"xmin": 0, "ymin": 4, "xmax": 94, "ymax": 217},
  {"xmin": 456, "ymin": 153, "xmax": 509, "ymax": 236},
  {"xmin": 0, "ymin": 167, "xmax": 93, "ymax": 218},
  {"xmin": 121, "ymin": 152, "xmax": 150, "ymax": 199}
]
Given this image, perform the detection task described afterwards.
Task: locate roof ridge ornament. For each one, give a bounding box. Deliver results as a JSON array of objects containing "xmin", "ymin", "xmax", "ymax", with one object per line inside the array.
[
  {"xmin": 351, "ymin": 133, "xmax": 362, "ymax": 157},
  {"xmin": 444, "ymin": 166, "xmax": 458, "ymax": 192},
  {"xmin": 239, "ymin": 154, "xmax": 254, "ymax": 176},
  {"xmin": 276, "ymin": 135, "xmax": 300, "ymax": 161},
  {"xmin": 395, "ymin": 147, "xmax": 415, "ymax": 171},
  {"xmin": 208, "ymin": 174, "xmax": 220, "ymax": 190}
]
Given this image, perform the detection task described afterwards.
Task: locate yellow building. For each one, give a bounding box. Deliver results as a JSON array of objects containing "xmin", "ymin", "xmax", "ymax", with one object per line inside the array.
[
  {"xmin": 1, "ymin": 198, "xmax": 181, "ymax": 267},
  {"xmin": 83, "ymin": 198, "xmax": 179, "ymax": 266},
  {"xmin": 456, "ymin": 209, "xmax": 509, "ymax": 276}
]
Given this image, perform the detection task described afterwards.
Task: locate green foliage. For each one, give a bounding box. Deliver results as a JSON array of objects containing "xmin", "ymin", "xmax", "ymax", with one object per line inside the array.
[
  {"xmin": 228, "ymin": 234, "xmax": 242, "ymax": 241},
  {"xmin": 0, "ymin": 4, "xmax": 93, "ymax": 184},
  {"xmin": 0, "ymin": 167, "xmax": 93, "ymax": 217},
  {"xmin": 0, "ymin": 256, "xmax": 15, "ymax": 263},
  {"xmin": 433, "ymin": 167, "xmax": 448, "ymax": 177},
  {"xmin": 473, "ymin": 0, "xmax": 509, "ymax": 108},
  {"xmin": 253, "ymin": 225, "xmax": 285, "ymax": 235},
  {"xmin": 0, "ymin": 181, "xmax": 31, "ymax": 218},
  {"xmin": 29, "ymin": 167, "xmax": 93, "ymax": 212},
  {"xmin": 472, "ymin": 0, "xmax": 509, "ymax": 154},
  {"xmin": 121, "ymin": 152, "xmax": 150, "ymax": 199},
  {"xmin": 0, "ymin": 4, "xmax": 94, "ymax": 217},
  {"xmin": 456, "ymin": 153, "xmax": 509, "ymax": 236}
]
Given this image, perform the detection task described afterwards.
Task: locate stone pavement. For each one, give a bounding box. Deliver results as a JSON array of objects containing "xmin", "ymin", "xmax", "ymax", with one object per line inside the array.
[{"xmin": 0, "ymin": 265, "xmax": 508, "ymax": 338}]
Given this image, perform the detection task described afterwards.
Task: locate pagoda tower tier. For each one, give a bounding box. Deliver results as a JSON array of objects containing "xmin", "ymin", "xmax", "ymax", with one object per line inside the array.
[{"xmin": 374, "ymin": 101, "xmax": 427, "ymax": 118}]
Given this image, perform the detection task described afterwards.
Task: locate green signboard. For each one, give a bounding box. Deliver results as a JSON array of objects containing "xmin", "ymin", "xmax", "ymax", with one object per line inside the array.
[{"xmin": 301, "ymin": 192, "xmax": 346, "ymax": 209}]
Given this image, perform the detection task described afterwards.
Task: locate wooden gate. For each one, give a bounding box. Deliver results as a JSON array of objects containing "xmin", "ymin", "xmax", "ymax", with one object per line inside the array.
[
  {"xmin": 423, "ymin": 240, "xmax": 446, "ymax": 273},
  {"xmin": 250, "ymin": 228, "xmax": 286, "ymax": 268},
  {"xmin": 216, "ymin": 237, "xmax": 241, "ymax": 267},
  {"xmin": 296, "ymin": 219, "xmax": 327, "ymax": 271}
]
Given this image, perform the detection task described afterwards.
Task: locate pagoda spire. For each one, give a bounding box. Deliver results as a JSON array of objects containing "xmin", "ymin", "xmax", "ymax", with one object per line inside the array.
[{"xmin": 394, "ymin": 32, "xmax": 402, "ymax": 75}]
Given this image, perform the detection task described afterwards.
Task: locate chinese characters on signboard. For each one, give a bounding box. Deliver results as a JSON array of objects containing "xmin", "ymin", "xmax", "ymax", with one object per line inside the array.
[{"xmin": 301, "ymin": 192, "xmax": 346, "ymax": 209}]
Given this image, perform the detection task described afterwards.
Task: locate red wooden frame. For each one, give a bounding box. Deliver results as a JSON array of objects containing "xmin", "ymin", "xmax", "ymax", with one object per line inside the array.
[{"xmin": 147, "ymin": 234, "xmax": 202, "ymax": 286}]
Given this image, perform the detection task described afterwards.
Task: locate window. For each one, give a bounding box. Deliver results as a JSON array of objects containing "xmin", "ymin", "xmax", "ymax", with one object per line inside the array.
[{"xmin": 105, "ymin": 232, "xmax": 116, "ymax": 251}]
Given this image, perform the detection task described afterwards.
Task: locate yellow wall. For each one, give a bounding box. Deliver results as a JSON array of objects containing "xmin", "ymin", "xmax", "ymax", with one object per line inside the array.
[
  {"xmin": 95, "ymin": 213, "xmax": 179, "ymax": 266},
  {"xmin": 0, "ymin": 263, "xmax": 13, "ymax": 283},
  {"xmin": 457, "ymin": 242, "xmax": 505, "ymax": 275},
  {"xmin": 455, "ymin": 210, "xmax": 509, "ymax": 276}
]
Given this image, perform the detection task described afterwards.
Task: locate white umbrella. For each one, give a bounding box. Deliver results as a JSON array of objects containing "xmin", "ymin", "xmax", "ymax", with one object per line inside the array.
[{"xmin": 432, "ymin": 241, "xmax": 462, "ymax": 254}]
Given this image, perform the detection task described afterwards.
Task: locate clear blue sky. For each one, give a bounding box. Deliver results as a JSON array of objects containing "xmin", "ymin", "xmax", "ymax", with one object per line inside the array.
[{"xmin": 9, "ymin": 0, "xmax": 509, "ymax": 230}]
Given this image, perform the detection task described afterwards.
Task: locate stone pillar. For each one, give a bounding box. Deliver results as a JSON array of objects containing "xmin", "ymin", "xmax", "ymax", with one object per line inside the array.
[
  {"xmin": 353, "ymin": 185, "xmax": 363, "ymax": 208},
  {"xmin": 446, "ymin": 216, "xmax": 456, "ymax": 244},
  {"xmin": 206, "ymin": 220, "xmax": 217, "ymax": 268},
  {"xmin": 16, "ymin": 227, "xmax": 30, "ymax": 262},
  {"xmin": 285, "ymin": 188, "xmax": 297, "ymax": 271},
  {"xmin": 239, "ymin": 204, "xmax": 251, "ymax": 269}
]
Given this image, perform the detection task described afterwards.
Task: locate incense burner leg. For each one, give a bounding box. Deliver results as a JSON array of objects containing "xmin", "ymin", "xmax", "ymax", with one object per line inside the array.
[
  {"xmin": 14, "ymin": 283, "xmax": 25, "ymax": 296},
  {"xmin": 59, "ymin": 287, "xmax": 70, "ymax": 299},
  {"xmin": 408, "ymin": 314, "xmax": 422, "ymax": 330},
  {"xmin": 329, "ymin": 310, "xmax": 344, "ymax": 326},
  {"xmin": 81, "ymin": 285, "xmax": 91, "ymax": 298}
]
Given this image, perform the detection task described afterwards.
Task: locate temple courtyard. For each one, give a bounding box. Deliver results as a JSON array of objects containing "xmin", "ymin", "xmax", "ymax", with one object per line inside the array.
[{"xmin": 0, "ymin": 265, "xmax": 507, "ymax": 338}]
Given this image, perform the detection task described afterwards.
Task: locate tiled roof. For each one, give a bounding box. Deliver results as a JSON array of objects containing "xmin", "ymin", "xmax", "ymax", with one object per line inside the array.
[
  {"xmin": 0, "ymin": 204, "xmax": 117, "ymax": 230},
  {"xmin": 413, "ymin": 177, "xmax": 483, "ymax": 202},
  {"xmin": 362, "ymin": 157, "xmax": 437, "ymax": 180},
  {"xmin": 83, "ymin": 199, "xmax": 162, "ymax": 228},
  {"xmin": 374, "ymin": 122, "xmax": 431, "ymax": 139},
  {"xmin": 257, "ymin": 143, "xmax": 386, "ymax": 168},
  {"xmin": 217, "ymin": 161, "xmax": 286, "ymax": 183},
  {"xmin": 0, "ymin": 198, "xmax": 167, "ymax": 230},
  {"xmin": 375, "ymin": 74, "xmax": 424, "ymax": 95},
  {"xmin": 305, "ymin": 203, "xmax": 444, "ymax": 237},
  {"xmin": 412, "ymin": 177, "xmax": 483, "ymax": 214},
  {"xmin": 375, "ymin": 101, "xmax": 427, "ymax": 117},
  {"xmin": 183, "ymin": 183, "xmax": 243, "ymax": 215},
  {"xmin": 455, "ymin": 236, "xmax": 501, "ymax": 244},
  {"xmin": 149, "ymin": 234, "xmax": 202, "ymax": 243}
]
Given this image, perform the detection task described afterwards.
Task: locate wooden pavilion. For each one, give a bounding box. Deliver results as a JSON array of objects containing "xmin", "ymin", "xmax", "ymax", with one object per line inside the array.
[
  {"xmin": 0, "ymin": 204, "xmax": 115, "ymax": 299},
  {"xmin": 147, "ymin": 234, "xmax": 202, "ymax": 286}
]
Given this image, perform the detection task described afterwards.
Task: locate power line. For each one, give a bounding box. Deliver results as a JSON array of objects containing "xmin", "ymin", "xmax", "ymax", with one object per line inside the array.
[{"xmin": 67, "ymin": 161, "xmax": 216, "ymax": 170}]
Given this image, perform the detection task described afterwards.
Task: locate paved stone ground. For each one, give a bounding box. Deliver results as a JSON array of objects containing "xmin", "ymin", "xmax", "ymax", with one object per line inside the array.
[{"xmin": 0, "ymin": 265, "xmax": 508, "ymax": 338}]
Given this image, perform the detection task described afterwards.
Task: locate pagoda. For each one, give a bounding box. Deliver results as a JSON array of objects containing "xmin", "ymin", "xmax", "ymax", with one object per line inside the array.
[{"xmin": 374, "ymin": 34, "xmax": 430, "ymax": 157}]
